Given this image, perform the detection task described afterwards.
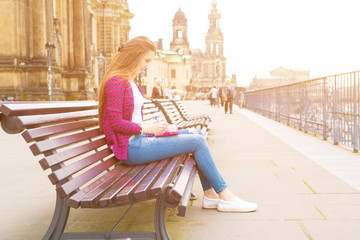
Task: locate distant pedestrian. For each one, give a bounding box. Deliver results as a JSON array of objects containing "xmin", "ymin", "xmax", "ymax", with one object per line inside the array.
[
  {"xmin": 151, "ymin": 78, "xmax": 164, "ymax": 99},
  {"xmin": 240, "ymin": 92, "xmax": 245, "ymax": 108},
  {"xmin": 223, "ymin": 80, "xmax": 236, "ymax": 114},
  {"xmin": 165, "ymin": 87, "xmax": 171, "ymax": 99},
  {"xmin": 209, "ymin": 86, "xmax": 218, "ymax": 107}
]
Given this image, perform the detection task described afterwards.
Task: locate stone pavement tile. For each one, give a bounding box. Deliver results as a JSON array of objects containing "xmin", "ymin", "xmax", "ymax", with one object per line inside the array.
[
  {"xmin": 216, "ymin": 158, "xmax": 276, "ymax": 168},
  {"xmin": 315, "ymin": 205, "xmax": 360, "ymax": 220},
  {"xmin": 0, "ymin": 198, "xmax": 53, "ymax": 224},
  {"xmin": 0, "ymin": 198, "xmax": 53, "ymax": 240},
  {"xmin": 180, "ymin": 220, "xmax": 310, "ymax": 240},
  {"xmin": 308, "ymin": 193, "xmax": 360, "ymax": 205},
  {"xmin": 303, "ymin": 220, "xmax": 360, "ymax": 240},
  {"xmin": 181, "ymin": 201, "xmax": 323, "ymax": 221},
  {"xmin": 0, "ymin": 223, "xmax": 51, "ymax": 240},
  {"xmin": 179, "ymin": 182, "xmax": 324, "ymax": 222},
  {"xmin": 300, "ymin": 176, "xmax": 359, "ymax": 194},
  {"xmin": 252, "ymin": 193, "xmax": 360, "ymax": 206},
  {"xmin": 65, "ymin": 201, "xmax": 156, "ymax": 231},
  {"xmin": 219, "ymin": 168, "xmax": 313, "ymax": 194}
]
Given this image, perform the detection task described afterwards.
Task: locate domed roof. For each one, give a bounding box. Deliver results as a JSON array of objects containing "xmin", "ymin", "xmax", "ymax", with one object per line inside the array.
[
  {"xmin": 174, "ymin": 8, "xmax": 186, "ymax": 20},
  {"xmin": 173, "ymin": 8, "xmax": 187, "ymax": 25}
]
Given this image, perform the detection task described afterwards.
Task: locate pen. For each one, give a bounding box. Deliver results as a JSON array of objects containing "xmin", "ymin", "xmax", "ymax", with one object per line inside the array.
[{"xmin": 153, "ymin": 117, "xmax": 160, "ymax": 122}]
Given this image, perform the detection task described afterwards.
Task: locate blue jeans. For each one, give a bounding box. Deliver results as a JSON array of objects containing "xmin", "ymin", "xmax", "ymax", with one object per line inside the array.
[{"xmin": 123, "ymin": 129, "xmax": 228, "ymax": 194}]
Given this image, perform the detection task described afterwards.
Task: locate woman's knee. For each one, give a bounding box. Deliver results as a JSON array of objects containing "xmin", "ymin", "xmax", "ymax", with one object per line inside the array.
[{"xmin": 192, "ymin": 133, "xmax": 207, "ymax": 147}]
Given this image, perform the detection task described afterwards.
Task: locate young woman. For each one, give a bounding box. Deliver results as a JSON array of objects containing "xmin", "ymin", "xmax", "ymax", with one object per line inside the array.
[{"xmin": 98, "ymin": 36, "xmax": 257, "ymax": 212}]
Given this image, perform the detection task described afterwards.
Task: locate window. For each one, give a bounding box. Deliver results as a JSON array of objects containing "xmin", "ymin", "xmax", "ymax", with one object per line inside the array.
[
  {"xmin": 171, "ymin": 69, "xmax": 176, "ymax": 78},
  {"xmin": 177, "ymin": 30, "xmax": 182, "ymax": 39}
]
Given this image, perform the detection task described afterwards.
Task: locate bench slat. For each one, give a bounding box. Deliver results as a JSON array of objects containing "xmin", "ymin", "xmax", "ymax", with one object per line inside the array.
[
  {"xmin": 80, "ymin": 165, "xmax": 143, "ymax": 208},
  {"xmin": 22, "ymin": 119, "xmax": 98, "ymax": 142},
  {"xmin": 39, "ymin": 137, "xmax": 107, "ymax": 170},
  {"xmin": 177, "ymin": 166, "xmax": 197, "ymax": 217},
  {"xmin": 150, "ymin": 155, "xmax": 185, "ymax": 197},
  {"xmin": 30, "ymin": 128, "xmax": 101, "ymax": 156},
  {"xmin": 169, "ymin": 157, "xmax": 196, "ymax": 202},
  {"xmin": 67, "ymin": 163, "xmax": 133, "ymax": 208},
  {"xmin": 13, "ymin": 109, "xmax": 97, "ymax": 130},
  {"xmin": 116, "ymin": 161, "xmax": 158, "ymax": 205},
  {"xmin": 56, "ymin": 156, "xmax": 118, "ymax": 198},
  {"xmin": 97, "ymin": 165, "xmax": 146, "ymax": 207},
  {"xmin": 0, "ymin": 101, "xmax": 97, "ymax": 117},
  {"xmin": 132, "ymin": 159, "xmax": 169, "ymax": 202},
  {"xmin": 49, "ymin": 148, "xmax": 113, "ymax": 184}
]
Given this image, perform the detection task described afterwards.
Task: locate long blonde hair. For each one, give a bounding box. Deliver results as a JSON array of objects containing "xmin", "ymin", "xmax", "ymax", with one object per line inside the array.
[{"xmin": 98, "ymin": 36, "xmax": 156, "ymax": 131}]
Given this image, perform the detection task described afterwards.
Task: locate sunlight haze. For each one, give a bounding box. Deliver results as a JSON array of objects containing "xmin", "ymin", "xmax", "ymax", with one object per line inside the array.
[{"xmin": 128, "ymin": 0, "xmax": 360, "ymax": 87}]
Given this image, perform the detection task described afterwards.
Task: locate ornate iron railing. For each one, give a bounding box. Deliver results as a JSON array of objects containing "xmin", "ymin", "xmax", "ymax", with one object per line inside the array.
[{"xmin": 245, "ymin": 70, "xmax": 360, "ymax": 152}]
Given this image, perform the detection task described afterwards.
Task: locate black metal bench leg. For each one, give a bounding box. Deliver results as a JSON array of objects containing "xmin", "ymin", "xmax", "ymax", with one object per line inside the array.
[
  {"xmin": 42, "ymin": 195, "xmax": 70, "ymax": 240},
  {"xmin": 154, "ymin": 195, "xmax": 171, "ymax": 240}
]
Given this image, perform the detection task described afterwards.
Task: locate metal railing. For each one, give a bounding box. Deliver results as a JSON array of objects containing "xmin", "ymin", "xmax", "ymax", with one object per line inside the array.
[{"xmin": 245, "ymin": 70, "xmax": 360, "ymax": 152}]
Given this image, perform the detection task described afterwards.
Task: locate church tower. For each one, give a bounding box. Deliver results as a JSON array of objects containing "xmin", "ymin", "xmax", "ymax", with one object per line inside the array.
[
  {"xmin": 170, "ymin": 8, "xmax": 191, "ymax": 54},
  {"xmin": 205, "ymin": 1, "xmax": 226, "ymax": 84}
]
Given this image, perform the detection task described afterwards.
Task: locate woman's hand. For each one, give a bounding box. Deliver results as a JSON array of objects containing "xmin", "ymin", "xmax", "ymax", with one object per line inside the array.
[{"xmin": 142, "ymin": 122, "xmax": 168, "ymax": 135}]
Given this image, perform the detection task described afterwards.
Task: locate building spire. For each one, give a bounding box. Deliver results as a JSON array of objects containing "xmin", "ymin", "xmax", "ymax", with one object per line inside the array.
[{"xmin": 211, "ymin": 0, "xmax": 217, "ymax": 9}]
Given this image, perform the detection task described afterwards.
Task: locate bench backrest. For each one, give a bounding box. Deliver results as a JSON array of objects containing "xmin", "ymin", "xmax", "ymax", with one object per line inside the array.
[
  {"xmin": 152, "ymin": 99, "xmax": 184, "ymax": 125},
  {"xmin": 172, "ymin": 100, "xmax": 191, "ymax": 120},
  {"xmin": 0, "ymin": 100, "xmax": 165, "ymax": 200}
]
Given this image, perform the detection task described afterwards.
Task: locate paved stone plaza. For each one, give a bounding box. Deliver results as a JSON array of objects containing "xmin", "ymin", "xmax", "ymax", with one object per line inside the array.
[{"xmin": 1, "ymin": 100, "xmax": 360, "ymax": 240}]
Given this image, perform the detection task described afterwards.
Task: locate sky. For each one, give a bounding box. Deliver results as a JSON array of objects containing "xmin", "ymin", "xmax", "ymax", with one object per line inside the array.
[{"xmin": 128, "ymin": 0, "xmax": 360, "ymax": 87}]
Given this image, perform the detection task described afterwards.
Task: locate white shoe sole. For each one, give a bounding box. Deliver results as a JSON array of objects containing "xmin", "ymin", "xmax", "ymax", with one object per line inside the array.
[{"xmin": 217, "ymin": 198, "xmax": 258, "ymax": 212}]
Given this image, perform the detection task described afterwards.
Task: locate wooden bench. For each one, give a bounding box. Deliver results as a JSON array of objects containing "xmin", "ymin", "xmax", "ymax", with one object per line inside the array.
[
  {"xmin": 171, "ymin": 100, "xmax": 211, "ymax": 123},
  {"xmin": 152, "ymin": 99, "xmax": 210, "ymax": 137},
  {"xmin": 0, "ymin": 100, "xmax": 197, "ymax": 240}
]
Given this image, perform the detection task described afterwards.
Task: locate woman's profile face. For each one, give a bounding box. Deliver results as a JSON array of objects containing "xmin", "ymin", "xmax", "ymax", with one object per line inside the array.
[{"xmin": 137, "ymin": 51, "xmax": 155, "ymax": 75}]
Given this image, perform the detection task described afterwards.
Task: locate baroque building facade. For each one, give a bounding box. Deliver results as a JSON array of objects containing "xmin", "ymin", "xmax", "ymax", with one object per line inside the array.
[
  {"xmin": 249, "ymin": 66, "xmax": 310, "ymax": 91},
  {"xmin": 140, "ymin": 2, "xmax": 228, "ymax": 98},
  {"xmin": 191, "ymin": 1, "xmax": 227, "ymax": 89},
  {"xmin": 140, "ymin": 8, "xmax": 192, "ymax": 98},
  {"xmin": 0, "ymin": 0, "xmax": 133, "ymax": 101}
]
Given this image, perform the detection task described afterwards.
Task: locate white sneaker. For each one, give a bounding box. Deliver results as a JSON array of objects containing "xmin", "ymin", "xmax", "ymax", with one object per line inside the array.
[
  {"xmin": 202, "ymin": 195, "xmax": 219, "ymax": 209},
  {"xmin": 217, "ymin": 197, "xmax": 258, "ymax": 212}
]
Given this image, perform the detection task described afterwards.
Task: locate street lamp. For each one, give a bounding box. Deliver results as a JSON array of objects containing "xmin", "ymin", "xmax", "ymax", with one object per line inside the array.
[
  {"xmin": 97, "ymin": 52, "xmax": 105, "ymax": 85},
  {"xmin": 45, "ymin": 42, "xmax": 56, "ymax": 101}
]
